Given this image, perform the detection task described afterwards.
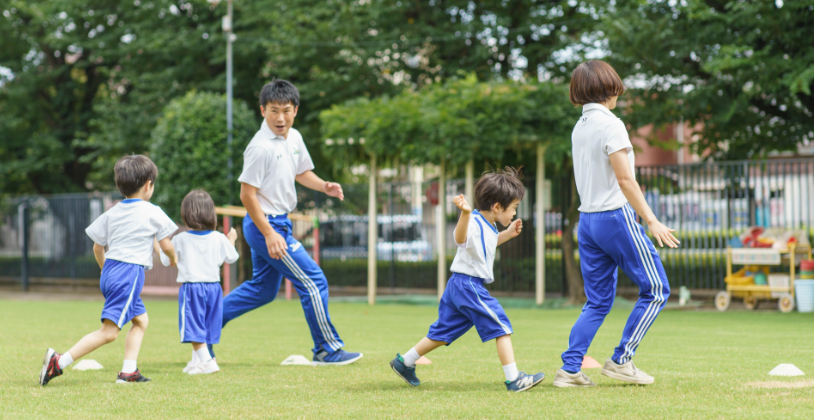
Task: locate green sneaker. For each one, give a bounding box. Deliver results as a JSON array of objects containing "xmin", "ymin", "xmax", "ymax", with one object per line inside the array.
[{"xmin": 389, "ymin": 354, "xmax": 420, "ymax": 386}]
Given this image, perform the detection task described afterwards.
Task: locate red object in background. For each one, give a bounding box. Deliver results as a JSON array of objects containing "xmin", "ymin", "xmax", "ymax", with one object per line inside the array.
[
  {"xmin": 801, "ymin": 259, "xmax": 814, "ymax": 271},
  {"xmin": 742, "ymin": 226, "xmax": 766, "ymax": 248},
  {"xmin": 426, "ymin": 182, "xmax": 439, "ymax": 206}
]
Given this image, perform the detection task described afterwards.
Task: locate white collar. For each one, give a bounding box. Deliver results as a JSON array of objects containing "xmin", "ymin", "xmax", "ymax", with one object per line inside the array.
[
  {"xmin": 582, "ymin": 103, "xmax": 616, "ymax": 118},
  {"xmin": 260, "ymin": 120, "xmax": 287, "ymax": 141}
]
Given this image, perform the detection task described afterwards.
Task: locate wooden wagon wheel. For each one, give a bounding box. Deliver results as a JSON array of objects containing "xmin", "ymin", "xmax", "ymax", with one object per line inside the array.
[
  {"xmin": 778, "ymin": 294, "xmax": 795, "ymax": 313},
  {"xmin": 715, "ymin": 291, "xmax": 731, "ymax": 312}
]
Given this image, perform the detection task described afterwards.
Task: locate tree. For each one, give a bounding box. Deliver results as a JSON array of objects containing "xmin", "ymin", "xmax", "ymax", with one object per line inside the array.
[
  {"xmin": 604, "ymin": 0, "xmax": 814, "ymax": 159},
  {"xmin": 149, "ymin": 91, "xmax": 257, "ymax": 222}
]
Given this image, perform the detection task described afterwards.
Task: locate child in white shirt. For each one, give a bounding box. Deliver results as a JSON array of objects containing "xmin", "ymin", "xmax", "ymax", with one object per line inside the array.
[{"xmin": 158, "ymin": 189, "xmax": 239, "ymax": 375}]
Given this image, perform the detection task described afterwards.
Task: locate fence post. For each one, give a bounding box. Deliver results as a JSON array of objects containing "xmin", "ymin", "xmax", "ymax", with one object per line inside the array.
[
  {"xmin": 368, "ymin": 154, "xmax": 377, "ymax": 305},
  {"xmin": 536, "ymin": 144, "xmax": 546, "ymax": 305},
  {"xmin": 437, "ymin": 159, "xmax": 446, "ymax": 302},
  {"xmin": 388, "ymin": 183, "xmax": 395, "ymax": 291},
  {"xmin": 21, "ymin": 202, "xmax": 30, "ymax": 292}
]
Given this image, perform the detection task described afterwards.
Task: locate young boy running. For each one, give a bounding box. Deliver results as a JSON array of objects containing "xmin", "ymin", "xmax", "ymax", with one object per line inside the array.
[
  {"xmin": 212, "ymin": 79, "xmax": 361, "ymax": 365},
  {"xmin": 390, "ymin": 168, "xmax": 545, "ymax": 392},
  {"xmin": 39, "ymin": 155, "xmax": 178, "ymax": 385},
  {"xmin": 552, "ymin": 60, "xmax": 679, "ymax": 388}
]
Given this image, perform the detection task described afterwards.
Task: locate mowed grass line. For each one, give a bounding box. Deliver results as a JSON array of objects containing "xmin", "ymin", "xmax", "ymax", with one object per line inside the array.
[{"xmin": 1, "ymin": 297, "xmax": 813, "ymax": 419}]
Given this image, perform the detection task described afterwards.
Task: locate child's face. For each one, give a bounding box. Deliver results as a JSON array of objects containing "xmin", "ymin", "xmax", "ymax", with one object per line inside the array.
[
  {"xmin": 261, "ymin": 101, "xmax": 298, "ymax": 138},
  {"xmin": 493, "ymin": 199, "xmax": 521, "ymax": 227}
]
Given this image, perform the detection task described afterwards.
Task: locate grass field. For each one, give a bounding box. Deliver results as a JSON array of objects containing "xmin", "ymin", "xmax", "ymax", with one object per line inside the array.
[{"xmin": 2, "ymin": 295, "xmax": 814, "ymax": 419}]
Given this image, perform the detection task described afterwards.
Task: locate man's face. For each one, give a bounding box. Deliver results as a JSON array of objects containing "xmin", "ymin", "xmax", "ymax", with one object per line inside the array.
[{"xmin": 261, "ymin": 101, "xmax": 298, "ymax": 138}]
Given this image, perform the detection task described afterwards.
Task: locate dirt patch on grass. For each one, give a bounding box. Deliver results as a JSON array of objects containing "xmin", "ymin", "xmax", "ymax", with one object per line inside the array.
[{"xmin": 746, "ymin": 380, "xmax": 814, "ymax": 389}]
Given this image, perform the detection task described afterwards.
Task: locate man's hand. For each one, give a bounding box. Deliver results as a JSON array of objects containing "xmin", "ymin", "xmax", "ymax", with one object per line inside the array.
[
  {"xmin": 324, "ymin": 181, "xmax": 344, "ymax": 201},
  {"xmin": 647, "ymin": 220, "xmax": 680, "ymax": 248},
  {"xmin": 266, "ymin": 231, "xmax": 288, "ymax": 260},
  {"xmin": 508, "ymin": 219, "xmax": 522, "ymax": 238},
  {"xmin": 453, "ymin": 194, "xmax": 472, "ymax": 213}
]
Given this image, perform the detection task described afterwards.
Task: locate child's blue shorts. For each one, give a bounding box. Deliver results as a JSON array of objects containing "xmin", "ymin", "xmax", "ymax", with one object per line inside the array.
[
  {"xmin": 100, "ymin": 259, "xmax": 146, "ymax": 329},
  {"xmin": 179, "ymin": 282, "xmax": 223, "ymax": 344},
  {"xmin": 427, "ymin": 273, "xmax": 513, "ymax": 344}
]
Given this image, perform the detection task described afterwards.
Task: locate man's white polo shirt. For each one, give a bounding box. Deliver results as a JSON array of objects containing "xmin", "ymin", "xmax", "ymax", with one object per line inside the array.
[
  {"xmin": 238, "ymin": 121, "xmax": 315, "ymax": 216},
  {"xmin": 571, "ymin": 103, "xmax": 635, "ymax": 213}
]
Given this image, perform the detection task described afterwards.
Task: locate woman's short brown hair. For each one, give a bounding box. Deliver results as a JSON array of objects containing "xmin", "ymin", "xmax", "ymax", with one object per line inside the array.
[
  {"xmin": 181, "ymin": 189, "xmax": 217, "ymax": 231},
  {"xmin": 114, "ymin": 155, "xmax": 158, "ymax": 197},
  {"xmin": 475, "ymin": 167, "xmax": 526, "ymax": 213},
  {"xmin": 569, "ymin": 60, "xmax": 625, "ymax": 105}
]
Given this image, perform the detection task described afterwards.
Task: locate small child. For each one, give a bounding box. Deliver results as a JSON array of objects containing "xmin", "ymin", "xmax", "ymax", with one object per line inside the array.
[
  {"xmin": 157, "ymin": 189, "xmax": 239, "ymax": 375},
  {"xmin": 389, "ymin": 168, "xmax": 545, "ymax": 392},
  {"xmin": 39, "ymin": 155, "xmax": 178, "ymax": 385}
]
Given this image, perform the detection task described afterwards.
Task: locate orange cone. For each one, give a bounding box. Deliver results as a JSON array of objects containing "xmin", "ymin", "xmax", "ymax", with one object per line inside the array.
[
  {"xmin": 581, "ymin": 356, "xmax": 602, "ymax": 369},
  {"xmin": 415, "ymin": 356, "xmax": 432, "ymax": 365}
]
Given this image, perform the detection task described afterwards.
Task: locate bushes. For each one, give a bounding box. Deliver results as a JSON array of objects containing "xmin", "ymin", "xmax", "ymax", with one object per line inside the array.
[{"xmin": 150, "ymin": 91, "xmax": 259, "ymax": 222}]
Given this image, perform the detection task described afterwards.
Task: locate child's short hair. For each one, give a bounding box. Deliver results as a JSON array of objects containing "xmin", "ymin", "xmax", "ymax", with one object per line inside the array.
[
  {"xmin": 259, "ymin": 79, "xmax": 300, "ymax": 108},
  {"xmin": 114, "ymin": 155, "xmax": 158, "ymax": 197},
  {"xmin": 475, "ymin": 167, "xmax": 525, "ymax": 212},
  {"xmin": 181, "ymin": 189, "xmax": 217, "ymax": 231},
  {"xmin": 569, "ymin": 60, "xmax": 625, "ymax": 106}
]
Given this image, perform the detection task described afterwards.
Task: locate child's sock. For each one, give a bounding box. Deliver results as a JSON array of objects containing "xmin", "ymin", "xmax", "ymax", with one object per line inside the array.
[
  {"xmin": 196, "ymin": 347, "xmax": 212, "ymax": 363},
  {"xmin": 190, "ymin": 350, "xmax": 200, "ymax": 364},
  {"xmin": 402, "ymin": 348, "xmax": 421, "ymax": 367},
  {"xmin": 503, "ymin": 362, "xmax": 519, "ymax": 382},
  {"xmin": 58, "ymin": 352, "xmax": 74, "ymax": 370},
  {"xmin": 122, "ymin": 359, "xmax": 137, "ymax": 374}
]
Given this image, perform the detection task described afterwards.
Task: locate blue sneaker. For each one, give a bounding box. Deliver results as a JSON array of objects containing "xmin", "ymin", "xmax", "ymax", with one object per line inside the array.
[
  {"xmin": 312, "ymin": 349, "xmax": 363, "ymax": 366},
  {"xmin": 505, "ymin": 371, "xmax": 545, "ymax": 392},
  {"xmin": 389, "ymin": 353, "xmax": 420, "ymax": 386}
]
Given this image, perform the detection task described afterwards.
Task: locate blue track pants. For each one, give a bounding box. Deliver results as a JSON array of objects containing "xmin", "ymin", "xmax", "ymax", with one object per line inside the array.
[
  {"xmin": 221, "ymin": 214, "xmax": 344, "ymax": 354},
  {"xmin": 561, "ymin": 204, "xmax": 670, "ymax": 372}
]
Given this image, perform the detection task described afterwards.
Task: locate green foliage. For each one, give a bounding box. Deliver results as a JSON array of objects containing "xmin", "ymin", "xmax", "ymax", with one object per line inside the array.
[
  {"xmin": 320, "ymin": 76, "xmax": 579, "ymax": 169},
  {"xmin": 605, "ymin": 1, "xmax": 814, "ymax": 159},
  {"xmin": 1, "ymin": 1, "xmax": 599, "ymax": 194},
  {"xmin": 149, "ymin": 91, "xmax": 257, "ymax": 222}
]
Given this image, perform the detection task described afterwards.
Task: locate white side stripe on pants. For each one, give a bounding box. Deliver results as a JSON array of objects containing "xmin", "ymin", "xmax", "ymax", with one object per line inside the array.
[
  {"xmin": 179, "ymin": 286, "xmax": 186, "ymax": 342},
  {"xmin": 117, "ymin": 272, "xmax": 140, "ymax": 328},
  {"xmin": 281, "ymin": 255, "xmax": 342, "ymax": 352},
  {"xmin": 622, "ymin": 205, "xmax": 666, "ymax": 360},
  {"xmin": 619, "ymin": 205, "xmax": 665, "ymax": 364}
]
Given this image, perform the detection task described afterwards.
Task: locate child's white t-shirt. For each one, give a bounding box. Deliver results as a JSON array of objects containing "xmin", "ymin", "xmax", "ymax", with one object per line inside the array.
[
  {"xmin": 571, "ymin": 103, "xmax": 636, "ymax": 213},
  {"xmin": 159, "ymin": 231, "xmax": 239, "ymax": 283},
  {"xmin": 85, "ymin": 199, "xmax": 178, "ymax": 270},
  {"xmin": 237, "ymin": 121, "xmax": 314, "ymax": 217},
  {"xmin": 450, "ymin": 210, "xmax": 499, "ymax": 283}
]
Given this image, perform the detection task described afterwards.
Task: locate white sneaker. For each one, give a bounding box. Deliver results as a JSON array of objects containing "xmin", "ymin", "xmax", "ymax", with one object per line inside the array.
[
  {"xmin": 188, "ymin": 359, "xmax": 220, "ymax": 375},
  {"xmin": 552, "ymin": 369, "xmax": 596, "ymax": 387},
  {"xmin": 600, "ymin": 358, "xmax": 654, "ymax": 385},
  {"xmin": 182, "ymin": 360, "xmax": 197, "ymax": 373}
]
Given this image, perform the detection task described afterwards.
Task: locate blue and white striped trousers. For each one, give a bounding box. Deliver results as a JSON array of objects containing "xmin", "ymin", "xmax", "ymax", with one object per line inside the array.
[
  {"xmin": 221, "ymin": 214, "xmax": 344, "ymax": 355},
  {"xmin": 561, "ymin": 204, "xmax": 670, "ymax": 372}
]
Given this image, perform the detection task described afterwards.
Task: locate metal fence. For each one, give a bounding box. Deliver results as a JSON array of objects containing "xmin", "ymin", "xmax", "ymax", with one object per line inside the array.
[{"xmin": 3, "ymin": 158, "xmax": 813, "ymax": 294}]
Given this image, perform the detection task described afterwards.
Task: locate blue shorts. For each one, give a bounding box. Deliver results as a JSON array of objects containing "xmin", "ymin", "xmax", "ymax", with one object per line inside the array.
[
  {"xmin": 100, "ymin": 259, "xmax": 146, "ymax": 329},
  {"xmin": 179, "ymin": 282, "xmax": 223, "ymax": 344},
  {"xmin": 427, "ymin": 273, "xmax": 513, "ymax": 344}
]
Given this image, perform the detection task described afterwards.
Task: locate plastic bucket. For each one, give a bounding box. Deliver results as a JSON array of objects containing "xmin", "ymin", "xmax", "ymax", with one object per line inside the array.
[
  {"xmin": 795, "ymin": 280, "xmax": 814, "ymax": 313},
  {"xmin": 801, "ymin": 259, "xmax": 814, "ymax": 271}
]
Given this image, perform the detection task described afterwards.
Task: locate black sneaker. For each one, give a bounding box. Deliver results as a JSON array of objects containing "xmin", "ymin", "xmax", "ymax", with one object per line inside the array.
[
  {"xmin": 39, "ymin": 348, "xmax": 63, "ymax": 386},
  {"xmin": 116, "ymin": 369, "xmax": 151, "ymax": 383},
  {"xmin": 390, "ymin": 353, "xmax": 420, "ymax": 386}
]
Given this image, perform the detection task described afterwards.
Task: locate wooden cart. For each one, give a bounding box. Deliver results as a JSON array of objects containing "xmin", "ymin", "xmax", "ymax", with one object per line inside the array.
[{"xmin": 716, "ymin": 244, "xmax": 812, "ymax": 312}]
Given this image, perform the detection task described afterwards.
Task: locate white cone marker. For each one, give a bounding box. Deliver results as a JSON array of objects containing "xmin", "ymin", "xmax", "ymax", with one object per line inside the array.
[{"xmin": 768, "ymin": 364, "xmax": 805, "ymax": 376}]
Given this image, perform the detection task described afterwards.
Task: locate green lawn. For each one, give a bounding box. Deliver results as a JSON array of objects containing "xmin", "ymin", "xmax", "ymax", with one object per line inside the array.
[{"xmin": 2, "ymin": 296, "xmax": 814, "ymax": 419}]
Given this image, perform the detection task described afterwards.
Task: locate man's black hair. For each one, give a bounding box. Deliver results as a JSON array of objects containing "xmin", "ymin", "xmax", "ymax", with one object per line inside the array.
[{"xmin": 259, "ymin": 79, "xmax": 300, "ymax": 108}]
